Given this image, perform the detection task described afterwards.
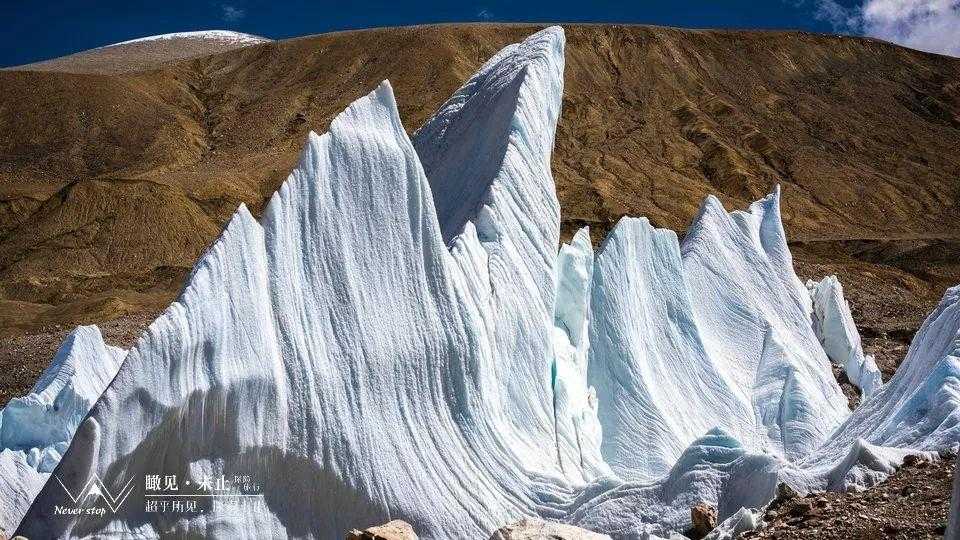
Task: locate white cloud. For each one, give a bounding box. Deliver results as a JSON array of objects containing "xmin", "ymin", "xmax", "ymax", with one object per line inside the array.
[
  {"xmin": 861, "ymin": 0, "xmax": 960, "ymax": 56},
  {"xmin": 813, "ymin": 0, "xmax": 861, "ymax": 29},
  {"xmin": 477, "ymin": 8, "xmax": 494, "ymax": 21},
  {"xmin": 815, "ymin": 0, "xmax": 960, "ymax": 57},
  {"xmin": 221, "ymin": 4, "xmax": 246, "ymax": 22}
]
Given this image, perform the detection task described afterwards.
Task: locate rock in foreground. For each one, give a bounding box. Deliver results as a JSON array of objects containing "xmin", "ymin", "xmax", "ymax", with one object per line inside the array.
[
  {"xmin": 346, "ymin": 520, "xmax": 417, "ymax": 540},
  {"xmin": 489, "ymin": 518, "xmax": 611, "ymax": 539},
  {"xmin": 690, "ymin": 503, "xmax": 718, "ymax": 538}
]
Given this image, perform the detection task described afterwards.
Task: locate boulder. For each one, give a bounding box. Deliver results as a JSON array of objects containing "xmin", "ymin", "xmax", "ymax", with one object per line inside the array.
[
  {"xmin": 489, "ymin": 517, "xmax": 611, "ymax": 539},
  {"xmin": 690, "ymin": 503, "xmax": 718, "ymax": 538},
  {"xmin": 346, "ymin": 520, "xmax": 417, "ymax": 540},
  {"xmin": 775, "ymin": 483, "xmax": 799, "ymax": 505}
]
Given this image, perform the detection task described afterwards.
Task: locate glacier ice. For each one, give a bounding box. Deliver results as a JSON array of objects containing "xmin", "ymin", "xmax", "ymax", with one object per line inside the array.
[
  {"xmin": 949, "ymin": 458, "xmax": 960, "ymax": 540},
  {"xmin": 0, "ymin": 326, "xmax": 124, "ymax": 535},
  {"xmin": 6, "ymin": 25, "xmax": 960, "ymax": 539},
  {"xmin": 702, "ymin": 507, "xmax": 761, "ymax": 540},
  {"xmin": 807, "ymin": 276, "xmax": 883, "ymax": 397}
]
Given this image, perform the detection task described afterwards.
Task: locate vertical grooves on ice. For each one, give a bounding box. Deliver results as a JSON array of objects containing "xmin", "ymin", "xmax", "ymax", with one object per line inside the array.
[{"xmin": 11, "ymin": 26, "xmax": 960, "ymax": 540}]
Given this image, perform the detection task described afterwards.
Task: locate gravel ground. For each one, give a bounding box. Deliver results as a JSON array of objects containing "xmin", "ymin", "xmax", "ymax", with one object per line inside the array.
[
  {"xmin": 0, "ymin": 310, "xmax": 157, "ymax": 406},
  {"xmin": 743, "ymin": 455, "xmax": 955, "ymax": 539}
]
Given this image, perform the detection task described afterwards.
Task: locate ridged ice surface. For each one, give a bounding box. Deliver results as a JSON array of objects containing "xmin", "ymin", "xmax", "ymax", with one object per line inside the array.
[
  {"xmin": 0, "ymin": 326, "xmax": 124, "ymax": 535},
  {"xmin": 807, "ymin": 276, "xmax": 883, "ymax": 396},
  {"xmin": 11, "ymin": 27, "xmax": 960, "ymax": 539}
]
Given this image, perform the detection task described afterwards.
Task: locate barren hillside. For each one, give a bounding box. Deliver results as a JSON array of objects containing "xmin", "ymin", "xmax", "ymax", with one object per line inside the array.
[
  {"xmin": 1, "ymin": 24, "xmax": 959, "ymax": 398},
  {"xmin": 7, "ymin": 30, "xmax": 270, "ymax": 74}
]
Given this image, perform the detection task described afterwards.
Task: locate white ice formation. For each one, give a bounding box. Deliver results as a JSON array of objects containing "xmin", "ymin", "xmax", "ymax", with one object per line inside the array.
[
  {"xmin": 0, "ymin": 326, "xmax": 124, "ymax": 535},
  {"xmin": 8, "ymin": 26, "xmax": 960, "ymax": 539},
  {"xmin": 807, "ymin": 276, "xmax": 883, "ymax": 397},
  {"xmin": 949, "ymin": 458, "xmax": 960, "ymax": 540},
  {"xmin": 702, "ymin": 508, "xmax": 762, "ymax": 540}
]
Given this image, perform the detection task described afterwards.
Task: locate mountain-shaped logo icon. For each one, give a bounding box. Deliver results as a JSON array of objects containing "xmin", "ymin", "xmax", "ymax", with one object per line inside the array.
[{"xmin": 54, "ymin": 474, "xmax": 135, "ymax": 513}]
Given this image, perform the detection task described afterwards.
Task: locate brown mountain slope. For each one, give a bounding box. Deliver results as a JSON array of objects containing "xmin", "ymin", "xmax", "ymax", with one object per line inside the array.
[
  {"xmin": 1, "ymin": 23, "xmax": 959, "ymax": 347},
  {"xmin": 7, "ymin": 31, "xmax": 271, "ymax": 74}
]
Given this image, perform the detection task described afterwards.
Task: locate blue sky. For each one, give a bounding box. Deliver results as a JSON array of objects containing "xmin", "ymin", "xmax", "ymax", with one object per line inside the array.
[{"xmin": 1, "ymin": 0, "xmax": 957, "ymax": 67}]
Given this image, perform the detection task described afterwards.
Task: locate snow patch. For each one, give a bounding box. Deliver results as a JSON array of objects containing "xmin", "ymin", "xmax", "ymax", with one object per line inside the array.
[{"xmin": 103, "ymin": 30, "xmax": 269, "ymax": 49}]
